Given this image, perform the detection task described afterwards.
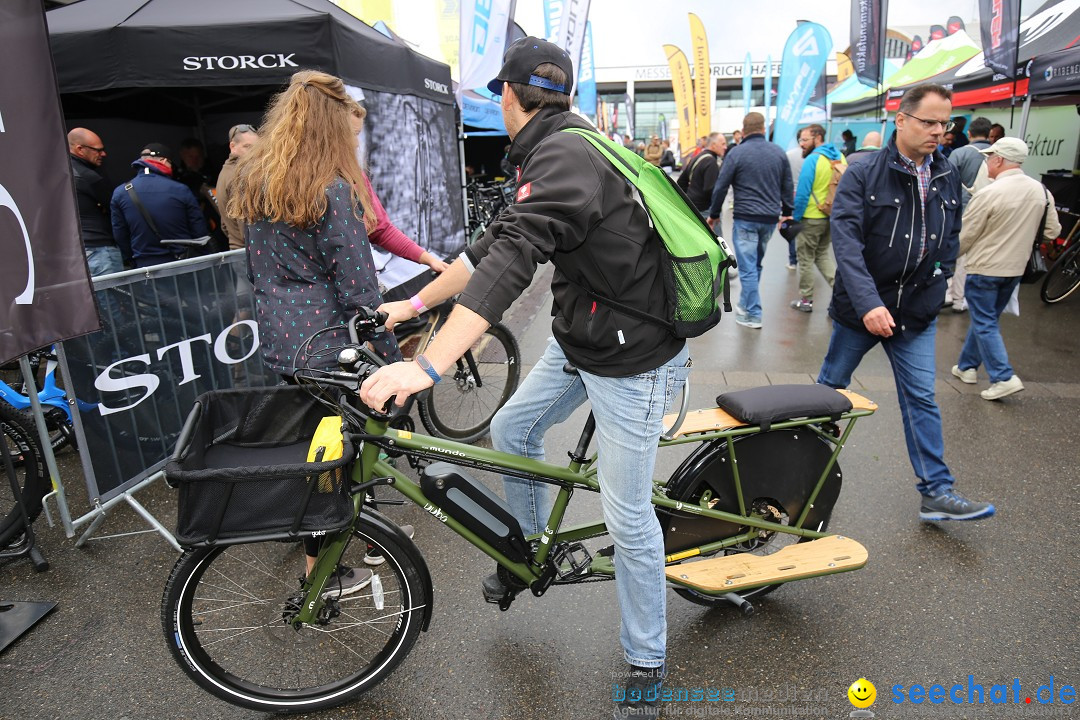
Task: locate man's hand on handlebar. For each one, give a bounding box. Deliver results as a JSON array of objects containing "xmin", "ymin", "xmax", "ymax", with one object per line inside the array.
[
  {"xmin": 360, "ymin": 361, "xmax": 433, "ymax": 411},
  {"xmin": 378, "ymin": 300, "xmax": 418, "ymax": 331}
]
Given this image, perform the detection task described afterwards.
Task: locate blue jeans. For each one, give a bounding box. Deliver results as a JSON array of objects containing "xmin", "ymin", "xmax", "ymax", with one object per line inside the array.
[
  {"xmin": 85, "ymin": 245, "xmax": 123, "ymax": 277},
  {"xmin": 957, "ymin": 274, "xmax": 1021, "ymax": 383},
  {"xmin": 731, "ymin": 219, "xmax": 775, "ymax": 320},
  {"xmin": 817, "ymin": 320, "xmax": 954, "ymax": 496},
  {"xmin": 491, "ymin": 338, "xmax": 691, "ymax": 668}
]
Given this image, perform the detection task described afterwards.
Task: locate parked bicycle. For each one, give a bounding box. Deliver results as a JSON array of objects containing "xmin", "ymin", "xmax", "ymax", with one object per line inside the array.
[
  {"xmin": 466, "ymin": 179, "xmax": 515, "ymax": 244},
  {"xmin": 1041, "ymin": 210, "xmax": 1080, "ymax": 304},
  {"xmin": 161, "ymin": 308, "xmax": 875, "ymax": 713},
  {"xmin": 391, "ymin": 298, "xmax": 520, "ymax": 442},
  {"xmin": 0, "ymin": 403, "xmax": 47, "ymax": 547}
]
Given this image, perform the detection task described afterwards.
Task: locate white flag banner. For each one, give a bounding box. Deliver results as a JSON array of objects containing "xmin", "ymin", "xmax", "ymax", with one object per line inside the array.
[
  {"xmin": 552, "ymin": 0, "xmax": 590, "ymax": 95},
  {"xmin": 458, "ymin": 0, "xmax": 514, "ymax": 98}
]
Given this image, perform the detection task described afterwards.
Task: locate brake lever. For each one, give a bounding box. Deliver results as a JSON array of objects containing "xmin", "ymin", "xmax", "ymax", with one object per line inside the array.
[{"xmin": 348, "ymin": 307, "xmax": 389, "ymax": 344}]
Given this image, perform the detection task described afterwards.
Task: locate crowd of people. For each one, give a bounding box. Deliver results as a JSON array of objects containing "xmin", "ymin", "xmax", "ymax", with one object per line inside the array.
[{"xmin": 66, "ymin": 33, "xmax": 1061, "ymax": 717}]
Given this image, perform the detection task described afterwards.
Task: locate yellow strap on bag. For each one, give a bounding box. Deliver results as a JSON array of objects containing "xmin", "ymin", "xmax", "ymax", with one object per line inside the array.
[{"xmin": 307, "ymin": 416, "xmax": 344, "ymax": 492}]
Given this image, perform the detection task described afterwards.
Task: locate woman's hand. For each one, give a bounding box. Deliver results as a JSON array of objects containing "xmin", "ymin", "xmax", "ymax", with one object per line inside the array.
[
  {"xmin": 418, "ymin": 251, "xmax": 450, "ymax": 273},
  {"xmin": 377, "ymin": 300, "xmax": 418, "ymax": 331}
]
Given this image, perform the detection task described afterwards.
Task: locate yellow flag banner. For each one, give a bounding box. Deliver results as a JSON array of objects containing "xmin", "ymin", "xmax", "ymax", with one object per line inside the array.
[
  {"xmin": 664, "ymin": 44, "xmax": 696, "ymax": 165},
  {"xmin": 688, "ymin": 13, "xmax": 711, "ymax": 140}
]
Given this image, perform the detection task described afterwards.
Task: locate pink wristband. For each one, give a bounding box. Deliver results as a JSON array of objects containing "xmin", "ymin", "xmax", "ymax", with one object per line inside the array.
[{"xmin": 410, "ymin": 294, "xmax": 428, "ymax": 314}]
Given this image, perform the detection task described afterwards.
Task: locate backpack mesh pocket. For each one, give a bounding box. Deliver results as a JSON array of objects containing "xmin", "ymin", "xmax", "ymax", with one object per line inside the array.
[{"xmin": 671, "ymin": 252, "xmax": 715, "ymax": 324}]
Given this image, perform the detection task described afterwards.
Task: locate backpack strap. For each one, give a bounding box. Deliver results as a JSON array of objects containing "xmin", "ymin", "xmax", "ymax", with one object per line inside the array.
[{"xmin": 124, "ymin": 182, "xmax": 162, "ymax": 240}]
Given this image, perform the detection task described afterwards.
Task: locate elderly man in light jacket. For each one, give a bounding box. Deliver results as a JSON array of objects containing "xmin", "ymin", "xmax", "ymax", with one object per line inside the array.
[{"xmin": 952, "ymin": 137, "xmax": 1062, "ymax": 401}]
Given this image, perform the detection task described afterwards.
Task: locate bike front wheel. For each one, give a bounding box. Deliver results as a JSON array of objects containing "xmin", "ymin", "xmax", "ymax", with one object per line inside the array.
[
  {"xmin": 1041, "ymin": 241, "xmax": 1080, "ymax": 304},
  {"xmin": 161, "ymin": 521, "xmax": 427, "ymax": 713},
  {"xmin": 418, "ymin": 322, "xmax": 521, "ymax": 443},
  {"xmin": 0, "ymin": 403, "xmax": 49, "ymax": 547}
]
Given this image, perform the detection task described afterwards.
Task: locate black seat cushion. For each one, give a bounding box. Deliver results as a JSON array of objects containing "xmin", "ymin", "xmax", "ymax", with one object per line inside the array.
[{"xmin": 715, "ymin": 384, "xmax": 852, "ymax": 431}]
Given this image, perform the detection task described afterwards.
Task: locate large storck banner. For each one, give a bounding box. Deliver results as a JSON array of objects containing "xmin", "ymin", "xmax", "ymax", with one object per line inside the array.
[
  {"xmin": 774, "ymin": 22, "xmax": 833, "ymax": 151},
  {"xmin": 850, "ymin": 0, "xmax": 890, "ymax": 87},
  {"xmin": 979, "ymin": 0, "xmax": 1022, "ymax": 78},
  {"xmin": 0, "ymin": 0, "xmax": 99, "ymax": 365}
]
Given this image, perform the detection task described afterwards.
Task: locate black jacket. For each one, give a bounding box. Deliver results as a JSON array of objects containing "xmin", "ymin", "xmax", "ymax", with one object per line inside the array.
[
  {"xmin": 462, "ymin": 107, "xmax": 684, "ymax": 377},
  {"xmin": 70, "ymin": 155, "xmax": 115, "ymax": 246},
  {"xmin": 677, "ymin": 149, "xmax": 721, "ymax": 212},
  {"xmin": 829, "ymin": 136, "xmax": 961, "ymax": 336}
]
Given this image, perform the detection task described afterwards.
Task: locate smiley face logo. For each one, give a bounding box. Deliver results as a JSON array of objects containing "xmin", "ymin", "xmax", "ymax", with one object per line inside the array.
[{"xmin": 848, "ymin": 678, "xmax": 876, "ymax": 708}]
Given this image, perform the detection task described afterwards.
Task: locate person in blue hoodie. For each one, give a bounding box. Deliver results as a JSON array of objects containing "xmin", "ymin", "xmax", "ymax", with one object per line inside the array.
[
  {"xmin": 785, "ymin": 124, "xmax": 845, "ymax": 313},
  {"xmin": 110, "ymin": 143, "xmax": 207, "ymax": 268}
]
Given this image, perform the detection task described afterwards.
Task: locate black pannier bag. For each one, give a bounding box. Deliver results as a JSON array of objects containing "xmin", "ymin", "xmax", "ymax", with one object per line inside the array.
[{"xmin": 166, "ymin": 386, "xmax": 355, "ymax": 547}]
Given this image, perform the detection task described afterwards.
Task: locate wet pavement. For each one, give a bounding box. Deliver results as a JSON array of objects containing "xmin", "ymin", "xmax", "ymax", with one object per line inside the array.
[{"xmin": 3, "ymin": 236, "xmax": 1079, "ymax": 720}]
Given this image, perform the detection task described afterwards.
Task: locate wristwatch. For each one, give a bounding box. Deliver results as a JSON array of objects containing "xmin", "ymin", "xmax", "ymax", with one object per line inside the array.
[{"xmin": 414, "ymin": 354, "xmax": 441, "ymax": 384}]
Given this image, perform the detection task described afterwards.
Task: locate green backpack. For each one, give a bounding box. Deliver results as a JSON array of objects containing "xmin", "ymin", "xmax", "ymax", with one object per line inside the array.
[{"xmin": 561, "ymin": 128, "xmax": 735, "ymax": 338}]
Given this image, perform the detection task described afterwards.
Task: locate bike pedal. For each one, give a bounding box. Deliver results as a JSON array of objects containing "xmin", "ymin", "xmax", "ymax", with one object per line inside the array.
[{"xmin": 552, "ymin": 542, "xmax": 593, "ymax": 581}]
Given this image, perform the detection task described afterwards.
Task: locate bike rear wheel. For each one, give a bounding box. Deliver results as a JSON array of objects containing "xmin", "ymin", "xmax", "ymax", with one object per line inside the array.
[
  {"xmin": 417, "ymin": 322, "xmax": 521, "ymax": 443},
  {"xmin": 161, "ymin": 520, "xmax": 427, "ymax": 713},
  {"xmin": 1041, "ymin": 241, "xmax": 1080, "ymax": 304},
  {"xmin": 660, "ymin": 429, "xmax": 842, "ymax": 606},
  {"xmin": 0, "ymin": 404, "xmax": 49, "ymax": 547}
]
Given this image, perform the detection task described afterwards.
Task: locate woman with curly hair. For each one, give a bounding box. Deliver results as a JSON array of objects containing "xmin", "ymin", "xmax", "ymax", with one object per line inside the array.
[
  {"xmin": 230, "ymin": 69, "xmax": 445, "ymax": 380},
  {"xmin": 230, "ymin": 70, "xmax": 433, "ymax": 592}
]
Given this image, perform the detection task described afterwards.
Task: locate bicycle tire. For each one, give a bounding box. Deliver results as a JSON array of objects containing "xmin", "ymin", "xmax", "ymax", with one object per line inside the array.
[
  {"xmin": 0, "ymin": 403, "xmax": 49, "ymax": 547},
  {"xmin": 1040, "ymin": 241, "xmax": 1080, "ymax": 304},
  {"xmin": 417, "ymin": 322, "xmax": 521, "ymax": 443},
  {"xmin": 161, "ymin": 517, "xmax": 427, "ymax": 713},
  {"xmin": 660, "ymin": 430, "xmax": 842, "ymax": 606}
]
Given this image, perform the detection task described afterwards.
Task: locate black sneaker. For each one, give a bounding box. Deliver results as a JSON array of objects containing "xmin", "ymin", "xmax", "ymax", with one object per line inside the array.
[
  {"xmin": 614, "ymin": 665, "xmax": 665, "ymax": 718},
  {"xmin": 322, "ymin": 565, "xmax": 373, "ymax": 597},
  {"xmin": 919, "ymin": 489, "xmax": 996, "ymax": 522},
  {"xmin": 365, "ymin": 524, "xmax": 415, "ymax": 566}
]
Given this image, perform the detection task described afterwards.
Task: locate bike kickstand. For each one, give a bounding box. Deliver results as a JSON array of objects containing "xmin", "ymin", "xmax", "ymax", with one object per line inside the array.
[{"xmin": 721, "ymin": 592, "xmax": 755, "ymax": 617}]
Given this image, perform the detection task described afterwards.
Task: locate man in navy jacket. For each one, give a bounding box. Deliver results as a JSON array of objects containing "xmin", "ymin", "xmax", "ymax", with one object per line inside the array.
[
  {"xmin": 817, "ymin": 84, "xmax": 995, "ymax": 522},
  {"xmin": 110, "ymin": 144, "xmax": 207, "ymax": 268},
  {"xmin": 706, "ymin": 112, "xmax": 793, "ymax": 329}
]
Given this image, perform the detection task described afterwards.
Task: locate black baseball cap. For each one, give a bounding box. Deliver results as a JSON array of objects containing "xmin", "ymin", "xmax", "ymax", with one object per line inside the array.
[
  {"xmin": 140, "ymin": 143, "xmax": 172, "ymax": 159},
  {"xmin": 486, "ymin": 36, "xmax": 574, "ymax": 96}
]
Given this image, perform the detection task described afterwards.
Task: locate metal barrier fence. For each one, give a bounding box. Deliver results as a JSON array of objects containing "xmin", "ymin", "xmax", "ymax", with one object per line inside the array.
[{"xmin": 46, "ymin": 251, "xmax": 275, "ymax": 548}]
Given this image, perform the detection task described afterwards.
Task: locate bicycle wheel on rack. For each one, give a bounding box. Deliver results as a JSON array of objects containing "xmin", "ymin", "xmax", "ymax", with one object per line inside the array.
[
  {"xmin": 0, "ymin": 403, "xmax": 49, "ymax": 547},
  {"xmin": 660, "ymin": 429, "xmax": 842, "ymax": 606},
  {"xmin": 417, "ymin": 322, "xmax": 520, "ymax": 443},
  {"xmin": 1041, "ymin": 241, "xmax": 1080, "ymax": 304},
  {"xmin": 161, "ymin": 517, "xmax": 428, "ymax": 713}
]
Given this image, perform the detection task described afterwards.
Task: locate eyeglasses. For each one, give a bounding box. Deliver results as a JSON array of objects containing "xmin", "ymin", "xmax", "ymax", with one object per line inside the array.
[
  {"xmin": 229, "ymin": 124, "xmax": 257, "ymax": 141},
  {"xmin": 80, "ymin": 144, "xmax": 105, "ymax": 153},
  {"xmin": 900, "ymin": 112, "xmax": 955, "ymax": 132}
]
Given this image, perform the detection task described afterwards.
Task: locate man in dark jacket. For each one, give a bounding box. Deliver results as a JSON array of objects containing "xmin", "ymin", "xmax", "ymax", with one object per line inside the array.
[
  {"xmin": 677, "ymin": 132, "xmax": 726, "ymax": 214},
  {"xmin": 817, "ymin": 84, "xmax": 995, "ymax": 522},
  {"xmin": 110, "ymin": 144, "xmax": 207, "ymax": 268},
  {"xmin": 68, "ymin": 127, "xmax": 122, "ymax": 276},
  {"xmin": 706, "ymin": 112, "xmax": 794, "ymax": 328},
  {"xmin": 361, "ymin": 37, "xmax": 687, "ymax": 718}
]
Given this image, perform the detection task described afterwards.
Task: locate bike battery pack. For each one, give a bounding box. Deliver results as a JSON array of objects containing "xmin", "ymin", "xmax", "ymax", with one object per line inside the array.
[{"xmin": 420, "ymin": 462, "xmax": 529, "ymax": 563}]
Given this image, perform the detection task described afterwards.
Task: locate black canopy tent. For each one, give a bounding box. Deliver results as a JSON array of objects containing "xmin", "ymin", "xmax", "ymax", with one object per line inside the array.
[{"xmin": 47, "ymin": 0, "xmax": 465, "ymax": 275}]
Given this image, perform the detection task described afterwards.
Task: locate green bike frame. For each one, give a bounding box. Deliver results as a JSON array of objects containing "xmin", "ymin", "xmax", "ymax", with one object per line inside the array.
[{"xmin": 294, "ymin": 405, "xmax": 875, "ymax": 624}]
